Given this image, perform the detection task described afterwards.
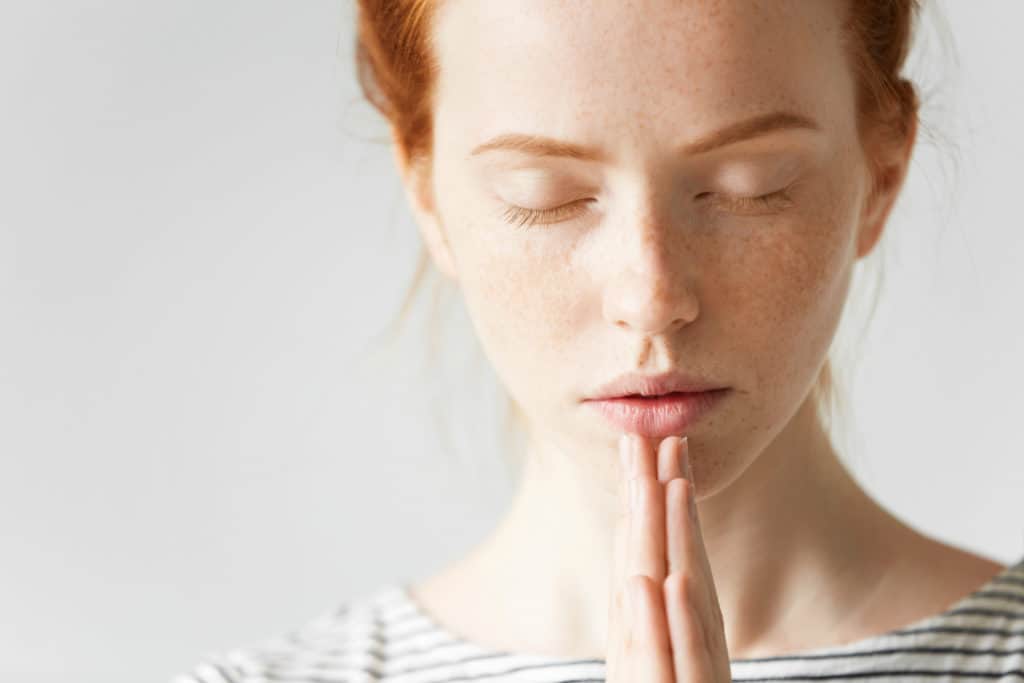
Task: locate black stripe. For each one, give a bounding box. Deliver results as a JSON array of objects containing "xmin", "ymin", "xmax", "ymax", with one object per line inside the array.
[
  {"xmin": 249, "ymin": 666, "xmax": 1024, "ymax": 683},
  {"xmin": 732, "ymin": 669, "xmax": 1024, "ymax": 681},
  {"xmin": 258, "ymin": 676, "xmax": 354, "ymax": 683},
  {"xmin": 262, "ymin": 665, "xmax": 384, "ymax": 681},
  {"xmin": 377, "ymin": 635, "xmax": 470, "ymax": 659},
  {"xmin": 261, "ymin": 649, "xmax": 579, "ymax": 681},
  {"xmin": 371, "ymin": 661, "xmax": 603, "ymax": 683},
  {"xmin": 195, "ymin": 662, "xmax": 242, "ymax": 683},
  {"xmin": 266, "ymin": 643, "xmax": 1024, "ymax": 681},
  {"xmin": 942, "ymin": 606, "xmax": 1024, "ymax": 620},
  {"xmin": 844, "ymin": 607, "xmax": 1024, "ymax": 641},
  {"xmin": 251, "ymin": 622, "xmax": 1024, "ymax": 679},
  {"xmin": 253, "ymin": 635, "xmax": 454, "ymax": 667},
  {"xmin": 969, "ymin": 589, "xmax": 1024, "ymax": 606},
  {"xmin": 732, "ymin": 644, "xmax": 1024, "ymax": 664},
  {"xmin": 256, "ymin": 651, "xmax": 1024, "ymax": 683},
  {"xmin": 371, "ymin": 604, "xmax": 1006, "ymax": 655},
  {"xmin": 252, "ymin": 640, "xmax": 1024, "ymax": 678},
  {"xmin": 891, "ymin": 623, "xmax": 1024, "ymax": 638},
  {"xmin": 384, "ymin": 651, "xmax": 602, "ymax": 677},
  {"xmin": 993, "ymin": 575, "xmax": 1024, "ymax": 589},
  {"xmin": 279, "ymin": 622, "xmax": 459, "ymax": 659},
  {"xmin": 251, "ymin": 638, "xmax": 1024, "ymax": 682},
  {"xmin": 211, "ymin": 663, "xmax": 243, "ymax": 683}
]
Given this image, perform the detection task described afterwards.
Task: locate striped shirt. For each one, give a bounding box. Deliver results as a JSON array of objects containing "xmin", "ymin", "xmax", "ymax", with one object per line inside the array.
[{"xmin": 173, "ymin": 554, "xmax": 1024, "ymax": 682}]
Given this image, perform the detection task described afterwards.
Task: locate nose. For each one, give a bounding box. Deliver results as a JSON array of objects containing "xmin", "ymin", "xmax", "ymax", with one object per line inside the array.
[{"xmin": 602, "ymin": 209, "xmax": 699, "ymax": 336}]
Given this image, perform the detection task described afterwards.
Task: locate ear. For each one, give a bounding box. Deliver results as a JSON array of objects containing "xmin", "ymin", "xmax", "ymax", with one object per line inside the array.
[
  {"xmin": 390, "ymin": 129, "xmax": 459, "ymax": 282},
  {"xmin": 856, "ymin": 114, "xmax": 918, "ymax": 259}
]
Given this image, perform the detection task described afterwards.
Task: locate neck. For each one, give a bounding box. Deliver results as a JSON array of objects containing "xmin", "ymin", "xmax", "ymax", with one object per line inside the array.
[{"xmin": 434, "ymin": 392, "xmax": 907, "ymax": 659}]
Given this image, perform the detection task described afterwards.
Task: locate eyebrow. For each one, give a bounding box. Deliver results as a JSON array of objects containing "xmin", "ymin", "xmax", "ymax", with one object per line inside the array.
[{"xmin": 468, "ymin": 110, "xmax": 821, "ymax": 162}]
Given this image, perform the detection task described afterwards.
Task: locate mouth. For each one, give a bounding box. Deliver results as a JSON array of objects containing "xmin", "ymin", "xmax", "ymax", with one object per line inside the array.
[{"xmin": 583, "ymin": 388, "xmax": 730, "ymax": 438}]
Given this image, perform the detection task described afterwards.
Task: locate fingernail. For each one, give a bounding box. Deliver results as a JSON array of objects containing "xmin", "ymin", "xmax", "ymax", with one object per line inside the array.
[
  {"xmin": 629, "ymin": 477, "xmax": 640, "ymax": 509},
  {"xmin": 618, "ymin": 434, "xmax": 629, "ymax": 472}
]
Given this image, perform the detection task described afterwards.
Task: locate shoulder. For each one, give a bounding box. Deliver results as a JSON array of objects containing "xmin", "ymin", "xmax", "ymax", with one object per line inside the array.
[
  {"xmin": 882, "ymin": 554, "xmax": 1024, "ymax": 678},
  {"xmin": 731, "ymin": 555, "xmax": 1024, "ymax": 681},
  {"xmin": 169, "ymin": 584, "xmax": 407, "ymax": 683}
]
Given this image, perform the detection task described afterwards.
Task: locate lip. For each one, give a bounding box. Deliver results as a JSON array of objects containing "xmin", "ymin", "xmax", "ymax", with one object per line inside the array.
[
  {"xmin": 584, "ymin": 389, "xmax": 730, "ymax": 438},
  {"xmin": 585, "ymin": 370, "xmax": 728, "ymax": 400}
]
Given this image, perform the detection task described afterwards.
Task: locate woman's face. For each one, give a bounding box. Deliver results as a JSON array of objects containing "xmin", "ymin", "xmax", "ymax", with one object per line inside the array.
[{"xmin": 401, "ymin": 0, "xmax": 909, "ymax": 495}]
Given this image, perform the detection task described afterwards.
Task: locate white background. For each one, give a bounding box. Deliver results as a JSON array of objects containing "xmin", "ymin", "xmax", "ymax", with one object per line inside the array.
[{"xmin": 1, "ymin": 2, "xmax": 1022, "ymax": 681}]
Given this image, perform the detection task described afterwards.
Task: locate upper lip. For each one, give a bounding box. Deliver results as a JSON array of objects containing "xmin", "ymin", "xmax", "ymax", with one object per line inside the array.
[{"xmin": 585, "ymin": 370, "xmax": 728, "ymax": 400}]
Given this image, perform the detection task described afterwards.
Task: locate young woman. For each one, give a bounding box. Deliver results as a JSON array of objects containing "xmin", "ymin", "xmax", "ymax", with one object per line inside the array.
[{"xmin": 176, "ymin": 1, "xmax": 1024, "ymax": 680}]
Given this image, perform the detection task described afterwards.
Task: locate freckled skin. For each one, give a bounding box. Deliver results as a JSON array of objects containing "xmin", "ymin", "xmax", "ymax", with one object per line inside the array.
[
  {"xmin": 419, "ymin": 0, "xmax": 876, "ymax": 495},
  {"xmin": 388, "ymin": 0, "xmax": 969, "ymax": 662}
]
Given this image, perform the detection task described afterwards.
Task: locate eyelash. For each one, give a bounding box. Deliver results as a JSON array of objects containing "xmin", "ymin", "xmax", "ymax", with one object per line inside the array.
[
  {"xmin": 501, "ymin": 199, "xmax": 594, "ymax": 229},
  {"xmin": 502, "ymin": 188, "xmax": 794, "ymax": 230}
]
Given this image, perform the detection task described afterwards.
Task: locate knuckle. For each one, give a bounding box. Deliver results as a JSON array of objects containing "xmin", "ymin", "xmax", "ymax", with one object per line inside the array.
[
  {"xmin": 665, "ymin": 570, "xmax": 694, "ymax": 602},
  {"xmin": 628, "ymin": 573, "xmax": 649, "ymax": 594}
]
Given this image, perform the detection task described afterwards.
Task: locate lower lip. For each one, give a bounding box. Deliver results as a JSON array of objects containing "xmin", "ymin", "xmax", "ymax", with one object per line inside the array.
[{"xmin": 584, "ymin": 389, "xmax": 730, "ymax": 438}]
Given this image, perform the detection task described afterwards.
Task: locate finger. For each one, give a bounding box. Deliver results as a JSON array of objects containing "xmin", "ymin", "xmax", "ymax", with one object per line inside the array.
[
  {"xmin": 616, "ymin": 433, "xmax": 631, "ymax": 532},
  {"xmin": 680, "ymin": 434, "xmax": 693, "ymax": 483},
  {"xmin": 666, "ymin": 437, "xmax": 699, "ymax": 578},
  {"xmin": 665, "ymin": 477, "xmax": 701, "ymax": 580},
  {"xmin": 664, "ymin": 571, "xmax": 715, "ymax": 681},
  {"xmin": 624, "ymin": 434, "xmax": 666, "ymax": 584},
  {"xmin": 656, "ymin": 435, "xmax": 684, "ymax": 482},
  {"xmin": 669, "ymin": 477, "xmax": 720, "ymax": 625},
  {"xmin": 607, "ymin": 511, "xmax": 630, "ymax": 681},
  {"xmin": 627, "ymin": 473, "xmax": 667, "ymax": 585},
  {"xmin": 608, "ymin": 435, "xmax": 631, "ymax": 657},
  {"xmin": 625, "ymin": 433, "xmax": 657, "ymax": 480},
  {"xmin": 612, "ymin": 434, "xmax": 632, "ymax": 595},
  {"xmin": 686, "ymin": 478, "xmax": 731, "ymax": 671},
  {"xmin": 628, "ymin": 575, "xmax": 675, "ymax": 683},
  {"xmin": 684, "ymin": 447, "xmax": 723, "ymax": 613},
  {"xmin": 667, "ymin": 474, "xmax": 731, "ymax": 674},
  {"xmin": 670, "ymin": 437, "xmax": 718, "ymax": 603},
  {"xmin": 617, "ymin": 432, "xmax": 632, "ymax": 481}
]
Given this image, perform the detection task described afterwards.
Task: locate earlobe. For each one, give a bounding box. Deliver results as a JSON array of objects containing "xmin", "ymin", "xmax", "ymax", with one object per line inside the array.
[{"xmin": 391, "ymin": 138, "xmax": 459, "ymax": 282}]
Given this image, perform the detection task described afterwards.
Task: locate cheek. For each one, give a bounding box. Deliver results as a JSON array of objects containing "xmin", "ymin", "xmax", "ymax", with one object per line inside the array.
[
  {"xmin": 451, "ymin": 191, "xmax": 584, "ymax": 337},
  {"xmin": 709, "ymin": 196, "xmax": 857, "ymax": 393},
  {"xmin": 449, "ymin": 216, "xmax": 585, "ymax": 406}
]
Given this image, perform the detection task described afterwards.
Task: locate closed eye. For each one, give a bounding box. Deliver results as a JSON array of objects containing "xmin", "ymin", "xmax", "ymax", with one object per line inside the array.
[
  {"xmin": 501, "ymin": 198, "xmax": 595, "ymax": 229},
  {"xmin": 698, "ymin": 186, "xmax": 795, "ymax": 214},
  {"xmin": 503, "ymin": 185, "xmax": 795, "ymax": 230}
]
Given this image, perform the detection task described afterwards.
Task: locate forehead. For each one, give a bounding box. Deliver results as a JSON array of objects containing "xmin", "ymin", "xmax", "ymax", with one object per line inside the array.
[{"xmin": 431, "ymin": 0, "xmax": 853, "ymax": 158}]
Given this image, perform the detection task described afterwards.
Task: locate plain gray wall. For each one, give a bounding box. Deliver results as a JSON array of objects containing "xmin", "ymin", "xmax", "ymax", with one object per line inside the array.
[{"xmin": 1, "ymin": 2, "xmax": 1022, "ymax": 682}]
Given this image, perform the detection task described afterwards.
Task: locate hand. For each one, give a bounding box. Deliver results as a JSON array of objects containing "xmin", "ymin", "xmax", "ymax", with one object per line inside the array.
[{"xmin": 606, "ymin": 433, "xmax": 731, "ymax": 682}]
